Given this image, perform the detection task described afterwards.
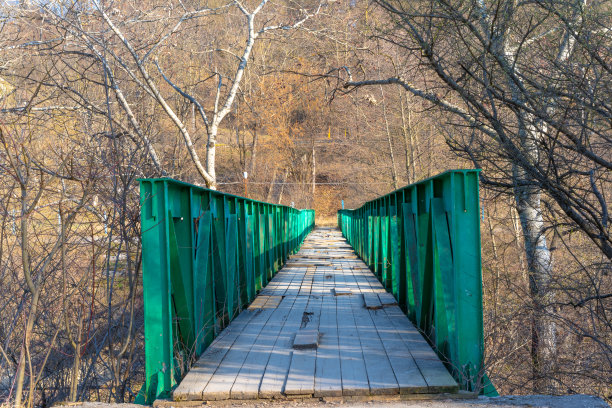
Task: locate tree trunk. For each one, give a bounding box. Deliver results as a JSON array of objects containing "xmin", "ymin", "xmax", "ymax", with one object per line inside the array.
[
  {"xmin": 499, "ymin": 21, "xmax": 558, "ymax": 389},
  {"xmin": 485, "ymin": 205, "xmax": 502, "ymax": 327},
  {"xmin": 278, "ymin": 168, "xmax": 289, "ymax": 205},
  {"xmin": 513, "ymin": 154, "xmax": 557, "ymax": 393},
  {"xmin": 380, "ymin": 85, "xmax": 398, "ymax": 189},
  {"xmin": 399, "ymin": 92, "xmax": 417, "ymax": 184},
  {"xmin": 14, "ymin": 290, "xmax": 39, "ymax": 408},
  {"xmin": 311, "ymin": 142, "xmax": 316, "ymax": 204},
  {"xmin": 206, "ymin": 124, "xmax": 218, "ymax": 190},
  {"xmin": 15, "ymin": 187, "xmax": 38, "ymax": 408},
  {"xmin": 427, "ymin": 125, "xmax": 432, "ymax": 178},
  {"xmin": 248, "ymin": 128, "xmax": 258, "ymax": 176},
  {"xmin": 266, "ymin": 166, "xmax": 278, "ymax": 202},
  {"xmin": 69, "ymin": 314, "xmax": 83, "ymax": 402}
]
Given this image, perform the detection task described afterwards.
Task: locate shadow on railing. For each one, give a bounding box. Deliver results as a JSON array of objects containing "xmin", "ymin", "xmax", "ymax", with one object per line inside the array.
[
  {"xmin": 137, "ymin": 178, "xmax": 314, "ymax": 403},
  {"xmin": 338, "ymin": 169, "xmax": 496, "ymax": 396}
]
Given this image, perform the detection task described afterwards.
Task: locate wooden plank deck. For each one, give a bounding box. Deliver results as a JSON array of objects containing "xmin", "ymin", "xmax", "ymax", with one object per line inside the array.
[{"xmin": 172, "ymin": 227, "xmax": 458, "ymax": 402}]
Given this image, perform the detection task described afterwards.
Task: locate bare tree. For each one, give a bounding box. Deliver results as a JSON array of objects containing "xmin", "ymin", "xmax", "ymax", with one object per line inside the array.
[
  {"xmin": 74, "ymin": 0, "xmax": 320, "ymax": 188},
  {"xmin": 344, "ymin": 0, "xmax": 611, "ymax": 393},
  {"xmin": 0, "ymin": 122, "xmax": 93, "ymax": 407}
]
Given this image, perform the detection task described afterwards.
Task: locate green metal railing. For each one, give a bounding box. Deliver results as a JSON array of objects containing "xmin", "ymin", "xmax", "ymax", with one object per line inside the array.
[
  {"xmin": 137, "ymin": 178, "xmax": 314, "ymax": 403},
  {"xmin": 338, "ymin": 170, "xmax": 496, "ymax": 395}
]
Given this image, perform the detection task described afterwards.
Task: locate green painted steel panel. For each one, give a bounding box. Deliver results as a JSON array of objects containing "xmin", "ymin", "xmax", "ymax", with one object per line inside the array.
[
  {"xmin": 194, "ymin": 211, "xmax": 214, "ymax": 355},
  {"xmin": 140, "ymin": 181, "xmax": 174, "ymax": 402},
  {"xmin": 245, "ymin": 213, "xmax": 255, "ymax": 302},
  {"xmin": 337, "ymin": 170, "xmax": 495, "ymax": 395},
  {"xmin": 267, "ymin": 213, "xmax": 275, "ymax": 279},
  {"xmin": 389, "ymin": 214, "xmax": 400, "ymax": 299},
  {"xmin": 212, "ymin": 197, "xmax": 227, "ymax": 327},
  {"xmin": 432, "ymin": 198, "xmax": 455, "ymax": 363},
  {"xmin": 139, "ymin": 178, "xmax": 314, "ymax": 404},
  {"xmin": 373, "ymin": 215, "xmax": 380, "ymax": 277},
  {"xmin": 168, "ymin": 211, "xmax": 195, "ymax": 352},
  {"xmin": 237, "ymin": 203, "xmax": 248, "ymax": 306},
  {"xmin": 381, "ymin": 215, "xmax": 389, "ymax": 288},
  {"xmin": 225, "ymin": 214, "xmax": 238, "ymax": 320},
  {"xmin": 402, "ymin": 204, "xmax": 419, "ymax": 322}
]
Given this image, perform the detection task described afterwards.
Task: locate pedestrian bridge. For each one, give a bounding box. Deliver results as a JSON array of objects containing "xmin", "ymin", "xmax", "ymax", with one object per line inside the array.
[{"xmin": 136, "ymin": 170, "xmax": 495, "ymax": 404}]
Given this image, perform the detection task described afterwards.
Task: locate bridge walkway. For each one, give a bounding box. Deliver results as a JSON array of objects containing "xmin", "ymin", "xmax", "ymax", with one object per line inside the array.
[{"xmin": 172, "ymin": 227, "xmax": 458, "ymax": 401}]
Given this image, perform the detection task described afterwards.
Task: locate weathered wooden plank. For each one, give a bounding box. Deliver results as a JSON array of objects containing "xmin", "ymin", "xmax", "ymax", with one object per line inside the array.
[
  {"xmin": 230, "ymin": 296, "xmax": 296, "ymax": 399},
  {"xmin": 285, "ymin": 262, "xmax": 319, "ymax": 268},
  {"xmin": 311, "ymin": 264, "xmax": 325, "ymax": 297},
  {"xmin": 379, "ymin": 292, "xmax": 399, "ymax": 307},
  {"xmin": 363, "ymin": 293, "xmax": 382, "ymax": 310},
  {"xmin": 258, "ymin": 296, "xmax": 309, "ymax": 398},
  {"xmin": 336, "ymin": 295, "xmax": 370, "ymax": 396},
  {"xmin": 351, "ymin": 266, "xmax": 375, "ymax": 294},
  {"xmin": 321, "ymin": 265, "xmax": 335, "ymax": 296},
  {"xmin": 172, "ymin": 307, "xmax": 263, "ymax": 401},
  {"xmin": 284, "ymin": 295, "xmax": 323, "ymax": 395},
  {"xmin": 383, "ymin": 305, "xmax": 458, "ymax": 393},
  {"xmin": 259, "ymin": 267, "xmax": 298, "ymax": 296},
  {"xmin": 340, "ymin": 261, "xmax": 362, "ymax": 296},
  {"xmin": 333, "ymin": 287, "xmax": 353, "ymax": 296},
  {"xmin": 314, "ymin": 295, "xmax": 342, "ymax": 397},
  {"xmin": 298, "ymin": 254, "xmax": 357, "ymax": 259},
  {"xmin": 248, "ymin": 296, "xmax": 269, "ymax": 310},
  {"xmin": 263, "ymin": 296, "xmax": 283, "ymax": 309},
  {"xmin": 201, "ymin": 298, "xmax": 279, "ymax": 400},
  {"xmin": 350, "ymin": 294, "xmax": 399, "ymax": 395},
  {"xmin": 368, "ymin": 308, "xmax": 428, "ymax": 394},
  {"xmin": 292, "ymin": 329, "xmax": 319, "ymax": 349},
  {"xmin": 298, "ymin": 267, "xmax": 314, "ymax": 297},
  {"xmin": 278, "ymin": 268, "xmax": 302, "ymax": 297}
]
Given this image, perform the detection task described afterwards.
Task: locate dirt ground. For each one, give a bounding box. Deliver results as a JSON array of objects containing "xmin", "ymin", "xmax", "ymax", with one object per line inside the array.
[{"xmin": 54, "ymin": 394, "xmax": 609, "ymax": 408}]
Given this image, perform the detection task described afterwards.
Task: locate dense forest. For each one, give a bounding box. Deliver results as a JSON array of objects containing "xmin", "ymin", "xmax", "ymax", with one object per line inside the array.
[{"xmin": 0, "ymin": 0, "xmax": 610, "ymax": 406}]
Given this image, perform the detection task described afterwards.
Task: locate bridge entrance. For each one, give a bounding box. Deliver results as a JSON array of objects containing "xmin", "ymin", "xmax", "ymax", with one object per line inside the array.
[{"xmin": 173, "ymin": 227, "xmax": 458, "ymax": 401}]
